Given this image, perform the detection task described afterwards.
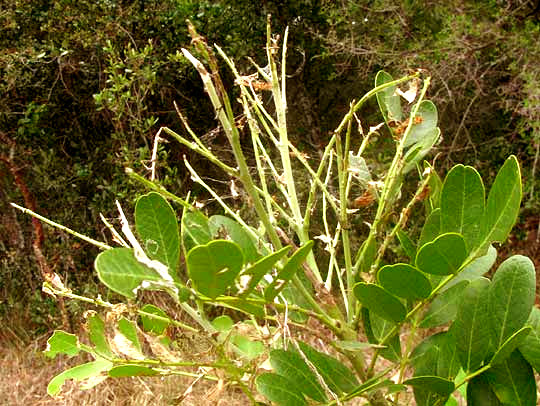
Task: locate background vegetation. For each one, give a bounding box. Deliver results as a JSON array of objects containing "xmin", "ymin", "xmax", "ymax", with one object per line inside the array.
[{"xmin": 1, "ymin": 0, "xmax": 539, "ymax": 403}]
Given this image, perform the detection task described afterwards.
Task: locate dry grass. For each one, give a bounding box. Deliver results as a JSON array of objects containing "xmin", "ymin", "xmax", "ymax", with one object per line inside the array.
[{"xmin": 0, "ymin": 334, "xmax": 249, "ymax": 406}]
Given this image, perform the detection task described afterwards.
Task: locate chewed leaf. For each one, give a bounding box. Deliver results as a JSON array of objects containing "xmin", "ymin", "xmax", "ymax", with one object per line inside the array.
[
  {"xmin": 95, "ymin": 247, "xmax": 168, "ymax": 299},
  {"xmin": 47, "ymin": 359, "xmax": 112, "ymax": 396},
  {"xmin": 87, "ymin": 314, "xmax": 113, "ymax": 358},
  {"xmin": 403, "ymin": 100, "xmax": 438, "ymax": 148},
  {"xmin": 44, "ymin": 330, "xmax": 81, "ymax": 359}
]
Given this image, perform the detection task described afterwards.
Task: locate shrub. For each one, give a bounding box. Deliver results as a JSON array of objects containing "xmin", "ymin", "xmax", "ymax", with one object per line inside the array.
[{"xmin": 18, "ymin": 22, "xmax": 538, "ymax": 405}]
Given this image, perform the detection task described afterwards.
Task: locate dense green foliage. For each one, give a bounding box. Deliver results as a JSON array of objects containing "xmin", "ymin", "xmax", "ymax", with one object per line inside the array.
[{"xmin": 1, "ymin": 0, "xmax": 539, "ymax": 336}]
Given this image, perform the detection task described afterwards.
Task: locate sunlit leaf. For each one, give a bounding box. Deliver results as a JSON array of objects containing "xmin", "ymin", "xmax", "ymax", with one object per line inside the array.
[
  {"xmin": 108, "ymin": 365, "xmax": 158, "ymax": 377},
  {"xmin": 209, "ymin": 215, "xmax": 260, "ymax": 263},
  {"xmin": 139, "ymin": 304, "xmax": 170, "ymax": 335},
  {"xmin": 47, "ymin": 359, "xmax": 112, "ymax": 396},
  {"xmin": 135, "ymin": 192, "xmax": 180, "ymax": 272},
  {"xmin": 44, "ymin": 330, "xmax": 81, "ymax": 359},
  {"xmin": 95, "ymin": 247, "xmax": 164, "ymax": 299},
  {"xmin": 87, "ymin": 314, "xmax": 113, "ymax": 358},
  {"xmin": 187, "ymin": 240, "xmax": 243, "ymax": 299}
]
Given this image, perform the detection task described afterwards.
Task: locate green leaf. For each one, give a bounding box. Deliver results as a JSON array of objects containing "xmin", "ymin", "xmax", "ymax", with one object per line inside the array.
[
  {"xmin": 187, "ymin": 240, "xmax": 243, "ymax": 299},
  {"xmin": 363, "ymin": 309, "xmax": 401, "ymax": 362},
  {"xmin": 452, "ymin": 277, "xmax": 491, "ymax": 372},
  {"xmin": 419, "ymin": 280, "xmax": 469, "ymax": 329},
  {"xmin": 410, "ymin": 332, "xmax": 460, "ymax": 380},
  {"xmin": 489, "ymin": 255, "xmax": 535, "ymax": 349},
  {"xmin": 490, "ymin": 326, "xmax": 532, "ymax": 366},
  {"xmin": 441, "ymin": 245, "xmax": 496, "ymax": 292},
  {"xmin": 518, "ymin": 307, "xmax": 540, "ymax": 373},
  {"xmin": 416, "ymin": 233, "xmax": 467, "ymax": 275},
  {"xmin": 354, "ymin": 283, "xmax": 406, "ymax": 323},
  {"xmin": 47, "ymin": 359, "xmax": 112, "ymax": 396},
  {"xmin": 269, "ymin": 349, "xmax": 327, "ymax": 402},
  {"xmin": 239, "ymin": 245, "xmax": 290, "ymax": 297},
  {"xmin": 140, "ymin": 304, "xmax": 170, "ymax": 335},
  {"xmin": 467, "ymin": 374, "xmax": 502, "ymax": 406},
  {"xmin": 87, "ymin": 314, "xmax": 113, "ymax": 358},
  {"xmin": 396, "ymin": 229, "xmax": 416, "ymax": 261},
  {"xmin": 298, "ymin": 341, "xmax": 358, "ymax": 394},
  {"xmin": 403, "ymin": 376, "xmax": 454, "ymax": 396},
  {"xmin": 403, "ymin": 101, "xmax": 438, "ymax": 148},
  {"xmin": 181, "ymin": 210, "xmax": 211, "ymax": 252},
  {"xmin": 264, "ymin": 241, "xmax": 313, "ymax": 302},
  {"xmin": 209, "ymin": 215, "xmax": 260, "ymax": 263},
  {"xmin": 484, "ymin": 350, "xmax": 537, "ymax": 406},
  {"xmin": 440, "ymin": 165, "xmax": 485, "ymax": 251},
  {"xmin": 231, "ymin": 335, "xmax": 265, "ymax": 360},
  {"xmin": 108, "ymin": 365, "xmax": 158, "ymax": 377},
  {"xmin": 403, "ymin": 128, "xmax": 440, "ymax": 174},
  {"xmin": 212, "ymin": 315, "xmax": 234, "ymax": 332},
  {"xmin": 95, "ymin": 247, "xmax": 165, "ymax": 299},
  {"xmin": 378, "ymin": 263, "xmax": 431, "ymax": 300},
  {"xmin": 477, "ymin": 155, "xmax": 522, "ymax": 254},
  {"xmin": 375, "ymin": 70, "xmax": 402, "ymax": 122},
  {"xmin": 117, "ymin": 317, "xmax": 142, "ymax": 353},
  {"xmin": 256, "ymin": 373, "xmax": 307, "ymax": 406},
  {"xmin": 135, "ymin": 192, "xmax": 180, "ymax": 272},
  {"xmin": 424, "ymin": 161, "xmax": 443, "ymax": 212},
  {"xmin": 44, "ymin": 330, "xmax": 81, "ymax": 359},
  {"xmin": 419, "ymin": 208, "xmax": 441, "ymax": 248}
]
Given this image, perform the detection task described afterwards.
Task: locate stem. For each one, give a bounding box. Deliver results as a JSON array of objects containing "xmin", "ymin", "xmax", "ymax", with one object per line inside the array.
[
  {"xmin": 11, "ymin": 203, "xmax": 112, "ymax": 250},
  {"xmin": 42, "ymin": 282, "xmax": 200, "ymax": 333},
  {"xmin": 372, "ymin": 173, "xmax": 432, "ymax": 270},
  {"xmin": 336, "ymin": 118, "xmax": 355, "ymax": 322},
  {"xmin": 125, "ymin": 168, "xmax": 192, "ymax": 210},
  {"xmin": 353, "ymin": 77, "xmax": 431, "ymax": 277}
]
